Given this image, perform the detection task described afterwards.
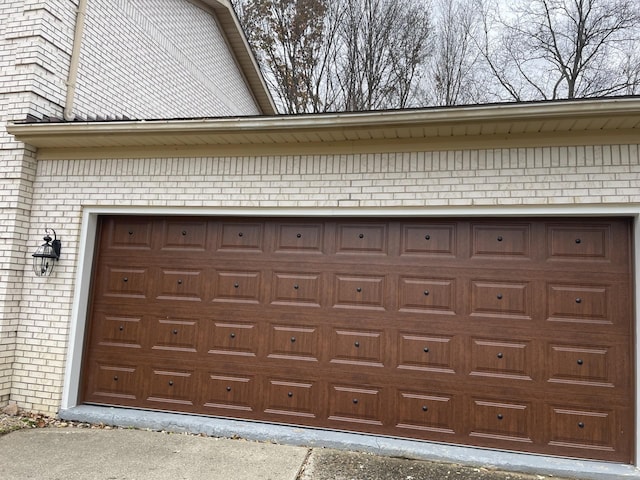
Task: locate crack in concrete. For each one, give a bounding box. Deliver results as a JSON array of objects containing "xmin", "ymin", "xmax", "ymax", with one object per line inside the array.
[{"xmin": 295, "ymin": 447, "xmax": 314, "ymax": 480}]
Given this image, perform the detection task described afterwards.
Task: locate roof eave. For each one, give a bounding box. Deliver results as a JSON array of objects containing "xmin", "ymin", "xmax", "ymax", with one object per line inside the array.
[{"xmin": 8, "ymin": 98, "xmax": 640, "ymax": 150}]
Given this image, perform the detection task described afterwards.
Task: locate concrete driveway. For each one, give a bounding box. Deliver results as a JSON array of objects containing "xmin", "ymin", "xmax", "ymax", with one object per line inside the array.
[{"xmin": 0, "ymin": 427, "xmax": 579, "ymax": 480}]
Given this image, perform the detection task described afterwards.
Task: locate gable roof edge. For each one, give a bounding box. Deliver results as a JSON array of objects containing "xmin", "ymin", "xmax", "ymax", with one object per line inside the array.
[{"xmin": 199, "ymin": 0, "xmax": 277, "ymax": 115}]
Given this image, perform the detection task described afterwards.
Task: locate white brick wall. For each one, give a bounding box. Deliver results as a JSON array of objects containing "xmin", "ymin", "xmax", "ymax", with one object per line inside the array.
[
  {"xmin": 12, "ymin": 143, "xmax": 639, "ymax": 412},
  {"xmin": 72, "ymin": 0, "xmax": 261, "ymax": 119},
  {"xmin": 0, "ymin": 0, "xmax": 77, "ymax": 404}
]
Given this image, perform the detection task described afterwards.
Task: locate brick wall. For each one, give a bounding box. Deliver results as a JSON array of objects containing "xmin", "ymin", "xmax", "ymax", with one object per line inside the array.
[
  {"xmin": 0, "ymin": 0, "xmax": 77, "ymax": 405},
  {"xmin": 72, "ymin": 0, "xmax": 261, "ymax": 119},
  {"xmin": 13, "ymin": 143, "xmax": 639, "ymax": 412}
]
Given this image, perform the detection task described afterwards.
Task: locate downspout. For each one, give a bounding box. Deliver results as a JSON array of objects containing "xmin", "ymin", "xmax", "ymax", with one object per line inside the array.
[{"xmin": 64, "ymin": 0, "xmax": 88, "ymax": 121}]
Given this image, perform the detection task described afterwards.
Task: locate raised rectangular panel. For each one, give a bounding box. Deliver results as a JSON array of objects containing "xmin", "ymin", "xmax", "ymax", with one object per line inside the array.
[
  {"xmin": 203, "ymin": 373, "xmax": 255, "ymax": 412},
  {"xmin": 267, "ymin": 325, "xmax": 319, "ymax": 362},
  {"xmin": 330, "ymin": 329, "xmax": 384, "ymax": 368},
  {"xmin": 150, "ymin": 319, "xmax": 198, "ymax": 353},
  {"xmin": 400, "ymin": 223, "xmax": 456, "ymax": 256},
  {"xmin": 547, "ymin": 405, "xmax": 615, "ymax": 452},
  {"xmin": 469, "ymin": 338, "xmax": 533, "ymax": 381},
  {"xmin": 470, "ymin": 398, "xmax": 533, "ymax": 443},
  {"xmin": 396, "ymin": 390, "xmax": 457, "ymax": 434},
  {"xmin": 333, "ymin": 275, "xmax": 385, "ymax": 311},
  {"xmin": 547, "ymin": 343, "xmax": 614, "ymax": 388},
  {"xmin": 275, "ymin": 223, "xmax": 324, "ymax": 253},
  {"xmin": 212, "ymin": 271, "xmax": 261, "ymax": 304},
  {"xmin": 102, "ymin": 266, "xmax": 148, "ymax": 299},
  {"xmin": 547, "ymin": 225, "xmax": 609, "ymax": 260},
  {"xmin": 218, "ymin": 222, "xmax": 263, "ymax": 252},
  {"xmin": 95, "ymin": 314, "xmax": 142, "ymax": 349},
  {"xmin": 265, "ymin": 379, "xmax": 317, "ymax": 418},
  {"xmin": 398, "ymin": 277, "xmax": 456, "ymax": 315},
  {"xmin": 471, "ymin": 281, "xmax": 531, "ymax": 320},
  {"xmin": 208, "ymin": 322, "xmax": 257, "ymax": 357},
  {"xmin": 328, "ymin": 385, "xmax": 383, "ymax": 425},
  {"xmin": 157, "ymin": 269, "xmax": 203, "ymax": 302},
  {"xmin": 92, "ymin": 363, "xmax": 139, "ymax": 400},
  {"xmin": 472, "ymin": 224, "xmax": 531, "ymax": 258},
  {"xmin": 271, "ymin": 272, "xmax": 321, "ymax": 307},
  {"xmin": 336, "ymin": 223, "xmax": 387, "ymax": 255},
  {"xmin": 397, "ymin": 333, "xmax": 455, "ymax": 374},
  {"xmin": 547, "ymin": 284, "xmax": 609, "ymax": 325},
  {"xmin": 107, "ymin": 218, "xmax": 153, "ymax": 250},
  {"xmin": 160, "ymin": 220, "xmax": 207, "ymax": 250},
  {"xmin": 147, "ymin": 369, "xmax": 195, "ymax": 406}
]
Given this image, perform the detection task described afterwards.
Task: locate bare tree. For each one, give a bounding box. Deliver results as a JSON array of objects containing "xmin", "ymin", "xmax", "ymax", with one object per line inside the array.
[
  {"xmin": 337, "ymin": 0, "xmax": 432, "ymax": 111},
  {"xmin": 429, "ymin": 0, "xmax": 483, "ymax": 105},
  {"xmin": 476, "ymin": 0, "xmax": 640, "ymax": 100},
  {"xmin": 235, "ymin": 0, "xmax": 337, "ymax": 113},
  {"xmin": 621, "ymin": 50, "xmax": 640, "ymax": 95},
  {"xmin": 234, "ymin": 0, "xmax": 432, "ymax": 112},
  {"xmin": 234, "ymin": 0, "xmax": 640, "ymax": 109},
  {"xmin": 389, "ymin": 1, "xmax": 434, "ymax": 107}
]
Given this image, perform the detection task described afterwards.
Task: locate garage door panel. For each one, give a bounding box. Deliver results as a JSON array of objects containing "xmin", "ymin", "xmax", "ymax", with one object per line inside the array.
[
  {"xmin": 150, "ymin": 318, "xmax": 199, "ymax": 353},
  {"xmin": 397, "ymin": 333, "xmax": 458, "ymax": 374},
  {"xmin": 335, "ymin": 223, "xmax": 388, "ymax": 255},
  {"xmin": 398, "ymin": 277, "xmax": 457, "ymax": 315},
  {"xmin": 330, "ymin": 328, "xmax": 385, "ymax": 368},
  {"xmin": 266, "ymin": 324, "xmax": 321, "ymax": 362},
  {"xmin": 264, "ymin": 378, "xmax": 319, "ymax": 419},
  {"xmin": 274, "ymin": 223, "xmax": 325, "ymax": 254},
  {"xmin": 147, "ymin": 368, "xmax": 196, "ymax": 407},
  {"xmin": 217, "ymin": 222, "xmax": 264, "ymax": 252},
  {"xmin": 546, "ymin": 404, "xmax": 617, "ymax": 454},
  {"xmin": 333, "ymin": 275, "xmax": 386, "ymax": 310},
  {"xmin": 159, "ymin": 220, "xmax": 208, "ymax": 251},
  {"xmin": 103, "ymin": 217, "xmax": 154, "ymax": 251},
  {"xmin": 547, "ymin": 283, "xmax": 611, "ymax": 326},
  {"xmin": 468, "ymin": 397, "xmax": 534, "ymax": 444},
  {"xmin": 270, "ymin": 272, "xmax": 322, "ymax": 307},
  {"xmin": 99, "ymin": 265, "xmax": 150, "ymax": 300},
  {"xmin": 396, "ymin": 390, "xmax": 459, "ymax": 435},
  {"xmin": 470, "ymin": 281, "xmax": 532, "ymax": 320},
  {"xmin": 400, "ymin": 223, "xmax": 457, "ymax": 257},
  {"xmin": 156, "ymin": 268, "xmax": 204, "ymax": 302},
  {"xmin": 328, "ymin": 384, "xmax": 384, "ymax": 426},
  {"xmin": 83, "ymin": 216, "xmax": 634, "ymax": 463},
  {"xmin": 86, "ymin": 362, "xmax": 141, "ymax": 402},
  {"xmin": 472, "ymin": 223, "xmax": 532, "ymax": 258},
  {"xmin": 468, "ymin": 338, "xmax": 535, "ymax": 382},
  {"xmin": 545, "ymin": 340, "xmax": 629, "ymax": 392},
  {"xmin": 93, "ymin": 313, "xmax": 144, "ymax": 349},
  {"xmin": 212, "ymin": 271, "xmax": 262, "ymax": 304},
  {"xmin": 207, "ymin": 321, "xmax": 259, "ymax": 357},
  {"xmin": 547, "ymin": 224, "xmax": 610, "ymax": 261},
  {"xmin": 203, "ymin": 373, "xmax": 256, "ymax": 413}
]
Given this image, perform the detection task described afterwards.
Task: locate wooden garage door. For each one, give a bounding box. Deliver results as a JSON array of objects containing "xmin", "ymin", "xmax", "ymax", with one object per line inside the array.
[{"xmin": 81, "ymin": 216, "xmax": 634, "ymax": 463}]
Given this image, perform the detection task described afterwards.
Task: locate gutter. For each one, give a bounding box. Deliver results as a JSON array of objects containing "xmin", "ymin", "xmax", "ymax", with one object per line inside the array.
[
  {"xmin": 12, "ymin": 97, "xmax": 640, "ymax": 137},
  {"xmin": 64, "ymin": 0, "xmax": 88, "ymax": 121}
]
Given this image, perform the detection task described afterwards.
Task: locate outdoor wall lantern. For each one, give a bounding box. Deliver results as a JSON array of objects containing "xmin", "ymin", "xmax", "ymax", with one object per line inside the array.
[{"xmin": 32, "ymin": 228, "xmax": 61, "ymax": 277}]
